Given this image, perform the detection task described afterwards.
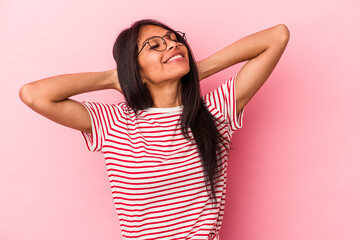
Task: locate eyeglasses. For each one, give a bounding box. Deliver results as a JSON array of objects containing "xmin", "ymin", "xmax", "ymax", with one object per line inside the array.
[{"xmin": 137, "ymin": 31, "xmax": 186, "ymax": 56}]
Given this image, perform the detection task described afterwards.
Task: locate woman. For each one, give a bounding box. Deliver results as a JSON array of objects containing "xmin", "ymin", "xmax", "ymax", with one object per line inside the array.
[{"xmin": 19, "ymin": 19, "xmax": 289, "ymax": 239}]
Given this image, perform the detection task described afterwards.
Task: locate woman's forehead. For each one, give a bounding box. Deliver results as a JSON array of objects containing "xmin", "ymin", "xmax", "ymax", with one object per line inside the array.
[{"xmin": 138, "ymin": 25, "xmax": 169, "ymax": 44}]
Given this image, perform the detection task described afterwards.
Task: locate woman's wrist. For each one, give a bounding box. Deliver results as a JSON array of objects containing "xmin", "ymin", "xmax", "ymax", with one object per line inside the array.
[
  {"xmin": 197, "ymin": 57, "xmax": 217, "ymax": 80},
  {"xmin": 105, "ymin": 69, "xmax": 122, "ymax": 93}
]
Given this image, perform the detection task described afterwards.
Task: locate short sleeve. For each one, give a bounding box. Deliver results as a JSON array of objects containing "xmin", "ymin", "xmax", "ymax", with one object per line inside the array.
[
  {"xmin": 81, "ymin": 101, "xmax": 111, "ymax": 152},
  {"xmin": 203, "ymin": 75, "xmax": 245, "ymax": 132}
]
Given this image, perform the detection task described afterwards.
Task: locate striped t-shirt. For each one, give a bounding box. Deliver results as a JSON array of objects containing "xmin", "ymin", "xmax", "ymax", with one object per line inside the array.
[{"xmin": 81, "ymin": 75, "xmax": 245, "ymax": 240}]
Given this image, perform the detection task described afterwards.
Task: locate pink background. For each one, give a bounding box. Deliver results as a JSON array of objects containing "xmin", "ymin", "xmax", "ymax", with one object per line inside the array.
[{"xmin": 1, "ymin": 0, "xmax": 359, "ymax": 239}]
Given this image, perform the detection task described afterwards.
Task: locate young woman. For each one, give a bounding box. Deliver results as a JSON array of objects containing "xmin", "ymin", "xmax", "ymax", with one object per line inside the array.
[{"xmin": 19, "ymin": 19, "xmax": 289, "ymax": 239}]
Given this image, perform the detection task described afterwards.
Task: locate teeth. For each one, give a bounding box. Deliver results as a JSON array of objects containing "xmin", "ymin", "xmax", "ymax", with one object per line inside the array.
[{"xmin": 166, "ymin": 54, "xmax": 183, "ymax": 63}]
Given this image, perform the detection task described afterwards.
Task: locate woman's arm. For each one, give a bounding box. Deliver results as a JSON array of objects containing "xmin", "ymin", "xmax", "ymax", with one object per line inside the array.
[
  {"xmin": 198, "ymin": 24, "xmax": 290, "ymax": 115},
  {"xmin": 19, "ymin": 69, "xmax": 120, "ymax": 133}
]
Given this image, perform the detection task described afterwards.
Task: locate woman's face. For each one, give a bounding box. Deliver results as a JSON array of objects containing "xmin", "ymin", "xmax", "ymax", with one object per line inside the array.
[{"xmin": 136, "ymin": 25, "xmax": 190, "ymax": 86}]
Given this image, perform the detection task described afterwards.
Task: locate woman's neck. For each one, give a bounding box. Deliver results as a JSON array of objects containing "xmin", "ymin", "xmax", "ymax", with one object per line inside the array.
[{"xmin": 146, "ymin": 79, "xmax": 182, "ymax": 108}]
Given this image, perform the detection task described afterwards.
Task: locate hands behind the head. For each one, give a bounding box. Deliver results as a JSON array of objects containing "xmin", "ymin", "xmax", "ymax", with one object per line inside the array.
[{"xmin": 110, "ymin": 69, "xmax": 122, "ymax": 94}]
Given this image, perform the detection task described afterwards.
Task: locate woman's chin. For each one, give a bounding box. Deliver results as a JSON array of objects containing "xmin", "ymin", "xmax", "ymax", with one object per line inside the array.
[{"xmin": 162, "ymin": 65, "xmax": 189, "ymax": 78}]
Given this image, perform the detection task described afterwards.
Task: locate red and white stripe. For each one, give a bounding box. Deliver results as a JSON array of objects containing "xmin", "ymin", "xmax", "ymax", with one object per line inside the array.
[{"xmin": 81, "ymin": 76, "xmax": 244, "ymax": 239}]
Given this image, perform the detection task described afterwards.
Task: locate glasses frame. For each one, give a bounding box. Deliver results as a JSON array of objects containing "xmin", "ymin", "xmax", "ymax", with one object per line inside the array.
[{"xmin": 137, "ymin": 31, "xmax": 186, "ymax": 56}]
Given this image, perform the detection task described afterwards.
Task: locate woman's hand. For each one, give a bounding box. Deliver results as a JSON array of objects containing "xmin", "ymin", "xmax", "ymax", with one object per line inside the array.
[{"xmin": 109, "ymin": 68, "xmax": 122, "ymax": 93}]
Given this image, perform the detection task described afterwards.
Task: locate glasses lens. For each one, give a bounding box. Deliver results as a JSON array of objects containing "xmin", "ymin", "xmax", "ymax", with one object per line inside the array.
[
  {"xmin": 164, "ymin": 32, "xmax": 185, "ymax": 45},
  {"xmin": 148, "ymin": 37, "xmax": 166, "ymax": 51},
  {"xmin": 176, "ymin": 31, "xmax": 186, "ymax": 43},
  {"xmin": 168, "ymin": 32, "xmax": 178, "ymax": 42}
]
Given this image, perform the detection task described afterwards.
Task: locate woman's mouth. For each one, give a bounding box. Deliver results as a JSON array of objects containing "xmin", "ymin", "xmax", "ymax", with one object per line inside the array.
[{"xmin": 164, "ymin": 53, "xmax": 185, "ymax": 63}]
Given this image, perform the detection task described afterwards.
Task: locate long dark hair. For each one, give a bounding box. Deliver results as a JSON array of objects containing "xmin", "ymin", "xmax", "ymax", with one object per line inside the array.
[{"xmin": 112, "ymin": 19, "xmax": 227, "ymax": 207}]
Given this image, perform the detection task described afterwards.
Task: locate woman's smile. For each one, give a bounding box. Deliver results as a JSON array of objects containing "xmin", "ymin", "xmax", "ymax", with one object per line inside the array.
[{"xmin": 163, "ymin": 52, "xmax": 185, "ymax": 63}]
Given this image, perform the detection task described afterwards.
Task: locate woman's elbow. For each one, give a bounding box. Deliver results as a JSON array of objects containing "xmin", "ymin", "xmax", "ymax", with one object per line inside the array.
[
  {"xmin": 19, "ymin": 84, "xmax": 34, "ymax": 106},
  {"xmin": 19, "ymin": 83, "xmax": 42, "ymax": 109},
  {"xmin": 276, "ymin": 24, "xmax": 290, "ymax": 42}
]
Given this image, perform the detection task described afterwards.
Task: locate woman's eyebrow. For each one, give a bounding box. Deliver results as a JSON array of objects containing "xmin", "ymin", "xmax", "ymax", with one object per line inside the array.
[{"xmin": 141, "ymin": 31, "xmax": 173, "ymax": 45}]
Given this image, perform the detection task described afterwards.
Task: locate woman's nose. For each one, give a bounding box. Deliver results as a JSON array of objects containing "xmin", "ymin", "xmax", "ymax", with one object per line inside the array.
[{"xmin": 165, "ymin": 38, "xmax": 178, "ymax": 51}]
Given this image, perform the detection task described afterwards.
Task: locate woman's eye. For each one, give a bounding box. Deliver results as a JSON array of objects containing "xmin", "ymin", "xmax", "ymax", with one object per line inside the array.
[{"xmin": 150, "ymin": 44, "xmax": 160, "ymax": 49}]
